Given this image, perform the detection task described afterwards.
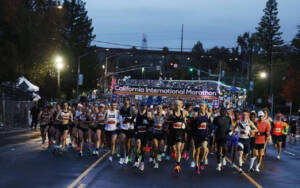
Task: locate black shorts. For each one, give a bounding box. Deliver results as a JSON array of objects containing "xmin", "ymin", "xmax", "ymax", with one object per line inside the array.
[
  {"xmin": 120, "ymin": 129, "xmax": 134, "ymax": 138},
  {"xmin": 78, "ymin": 126, "xmax": 89, "ymax": 132},
  {"xmin": 250, "ymin": 137, "xmax": 256, "ymax": 150},
  {"xmin": 254, "ymin": 144, "xmax": 265, "ymax": 150},
  {"xmin": 170, "ymin": 129, "xmax": 185, "ymax": 144},
  {"xmin": 153, "ymin": 133, "xmax": 164, "ymax": 141},
  {"xmin": 97, "ymin": 124, "xmax": 105, "ymax": 131},
  {"xmin": 58, "ymin": 125, "xmax": 69, "ymax": 132},
  {"xmin": 105, "ymin": 130, "xmax": 118, "ymax": 138},
  {"xmin": 273, "ymin": 135, "xmax": 282, "ymax": 144},
  {"xmin": 136, "ymin": 132, "xmax": 148, "ymax": 147},
  {"xmin": 193, "ymin": 135, "xmax": 209, "ymax": 148},
  {"xmin": 238, "ymin": 138, "xmax": 250, "ymax": 154}
]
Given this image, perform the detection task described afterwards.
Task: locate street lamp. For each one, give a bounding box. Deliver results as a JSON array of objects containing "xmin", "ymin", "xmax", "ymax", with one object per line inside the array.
[
  {"xmin": 55, "ymin": 56, "xmax": 64, "ymax": 95},
  {"xmin": 259, "ymin": 71, "xmax": 267, "ymax": 79}
]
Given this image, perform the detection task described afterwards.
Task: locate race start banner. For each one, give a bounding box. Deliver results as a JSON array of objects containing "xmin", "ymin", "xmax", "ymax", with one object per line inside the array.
[{"xmin": 114, "ymin": 85, "xmax": 218, "ymax": 99}]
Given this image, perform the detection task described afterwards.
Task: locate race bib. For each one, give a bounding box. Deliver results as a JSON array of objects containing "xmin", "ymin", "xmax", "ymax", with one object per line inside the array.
[
  {"xmin": 197, "ymin": 122, "xmax": 207, "ymax": 130},
  {"xmin": 173, "ymin": 122, "xmax": 183, "ymax": 129},
  {"xmin": 154, "ymin": 124, "xmax": 163, "ymax": 130},
  {"xmin": 108, "ymin": 120, "xmax": 116, "ymax": 125},
  {"xmin": 276, "ymin": 128, "xmax": 281, "ymax": 133},
  {"xmin": 240, "ymin": 130, "xmax": 246, "ymax": 135}
]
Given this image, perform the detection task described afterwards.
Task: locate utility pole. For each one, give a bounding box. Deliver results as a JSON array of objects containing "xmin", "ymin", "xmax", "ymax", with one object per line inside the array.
[
  {"xmin": 104, "ymin": 56, "xmax": 108, "ymax": 93},
  {"xmin": 180, "ymin": 24, "xmax": 184, "ymax": 53}
]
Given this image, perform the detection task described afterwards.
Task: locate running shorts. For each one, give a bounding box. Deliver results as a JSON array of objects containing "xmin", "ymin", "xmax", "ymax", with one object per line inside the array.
[
  {"xmin": 120, "ymin": 129, "xmax": 134, "ymax": 139},
  {"xmin": 153, "ymin": 133, "xmax": 164, "ymax": 141},
  {"xmin": 136, "ymin": 132, "xmax": 147, "ymax": 147},
  {"xmin": 254, "ymin": 144, "xmax": 264, "ymax": 150},
  {"xmin": 193, "ymin": 135, "xmax": 208, "ymax": 148},
  {"xmin": 237, "ymin": 138, "xmax": 250, "ymax": 154},
  {"xmin": 272, "ymin": 135, "xmax": 282, "ymax": 144}
]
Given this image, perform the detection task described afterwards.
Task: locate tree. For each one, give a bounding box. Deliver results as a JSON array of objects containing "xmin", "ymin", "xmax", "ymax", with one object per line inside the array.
[
  {"xmin": 291, "ymin": 25, "xmax": 300, "ymax": 52},
  {"xmin": 256, "ymin": 0, "xmax": 283, "ymax": 96}
]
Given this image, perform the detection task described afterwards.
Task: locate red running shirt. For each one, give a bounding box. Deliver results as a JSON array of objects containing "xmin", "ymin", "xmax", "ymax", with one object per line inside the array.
[
  {"xmin": 273, "ymin": 121, "xmax": 286, "ymax": 136},
  {"xmin": 255, "ymin": 121, "xmax": 270, "ymax": 144}
]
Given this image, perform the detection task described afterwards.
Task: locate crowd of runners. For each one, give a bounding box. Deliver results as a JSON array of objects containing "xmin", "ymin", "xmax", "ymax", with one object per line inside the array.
[{"xmin": 36, "ymin": 98, "xmax": 298, "ymax": 174}]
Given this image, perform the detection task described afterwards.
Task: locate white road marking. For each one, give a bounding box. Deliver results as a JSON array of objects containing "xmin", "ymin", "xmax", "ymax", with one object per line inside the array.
[{"xmin": 284, "ymin": 151, "xmax": 296, "ymax": 156}]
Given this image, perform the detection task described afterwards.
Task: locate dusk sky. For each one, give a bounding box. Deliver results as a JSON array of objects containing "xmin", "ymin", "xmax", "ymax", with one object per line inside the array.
[{"xmin": 85, "ymin": 0, "xmax": 300, "ymax": 51}]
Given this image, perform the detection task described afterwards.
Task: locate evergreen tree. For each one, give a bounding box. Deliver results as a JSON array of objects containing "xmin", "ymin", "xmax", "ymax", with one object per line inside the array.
[
  {"xmin": 292, "ymin": 25, "xmax": 300, "ymax": 52},
  {"xmin": 256, "ymin": 0, "xmax": 283, "ymax": 53},
  {"xmin": 256, "ymin": 0, "xmax": 283, "ymax": 95}
]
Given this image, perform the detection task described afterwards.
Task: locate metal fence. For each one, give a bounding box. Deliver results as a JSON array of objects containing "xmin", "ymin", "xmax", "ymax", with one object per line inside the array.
[{"xmin": 0, "ymin": 85, "xmax": 35, "ymax": 128}]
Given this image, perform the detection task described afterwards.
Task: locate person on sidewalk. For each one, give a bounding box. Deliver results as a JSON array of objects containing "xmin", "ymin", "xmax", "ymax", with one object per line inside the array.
[{"xmin": 30, "ymin": 104, "xmax": 39, "ymax": 130}]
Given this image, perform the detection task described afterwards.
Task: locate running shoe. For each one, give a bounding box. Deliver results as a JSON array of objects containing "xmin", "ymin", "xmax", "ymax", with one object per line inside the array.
[
  {"xmin": 248, "ymin": 168, "xmax": 254, "ymax": 173},
  {"xmin": 76, "ymin": 146, "xmax": 80, "ymax": 151},
  {"xmin": 154, "ymin": 163, "xmax": 159, "ymax": 169},
  {"xmin": 92, "ymin": 150, "xmax": 96, "ymax": 155},
  {"xmin": 182, "ymin": 152, "xmax": 187, "ymax": 159},
  {"xmin": 185, "ymin": 153, "xmax": 189, "ymax": 160},
  {"xmin": 79, "ymin": 150, "xmax": 83, "ymax": 157},
  {"xmin": 139, "ymin": 162, "xmax": 145, "ymax": 171},
  {"xmin": 196, "ymin": 166, "xmax": 201, "ymax": 175},
  {"xmin": 204, "ymin": 159, "xmax": 208, "ymax": 166},
  {"xmin": 171, "ymin": 152, "xmax": 177, "ymax": 160},
  {"xmin": 255, "ymin": 167, "xmax": 260, "ymax": 172},
  {"xmin": 128, "ymin": 157, "xmax": 133, "ymax": 163},
  {"xmin": 239, "ymin": 168, "xmax": 243, "ymax": 174},
  {"xmin": 133, "ymin": 161, "xmax": 139, "ymax": 168},
  {"xmin": 117, "ymin": 153, "xmax": 121, "ymax": 158},
  {"xmin": 95, "ymin": 150, "xmax": 99, "ymax": 156},
  {"xmin": 165, "ymin": 155, "xmax": 170, "ymax": 161},
  {"xmin": 222, "ymin": 157, "xmax": 227, "ymax": 166},
  {"xmin": 109, "ymin": 156, "xmax": 113, "ymax": 162},
  {"xmin": 124, "ymin": 156, "xmax": 129, "ymax": 164},
  {"xmin": 174, "ymin": 165, "xmax": 181, "ymax": 173},
  {"xmin": 161, "ymin": 153, "xmax": 165, "ymax": 157},
  {"xmin": 216, "ymin": 163, "xmax": 221, "ymax": 171},
  {"xmin": 158, "ymin": 154, "xmax": 162, "ymax": 162},
  {"xmin": 190, "ymin": 161, "xmax": 196, "ymax": 168},
  {"xmin": 119, "ymin": 158, "xmax": 124, "ymax": 165},
  {"xmin": 277, "ymin": 155, "xmax": 280, "ymax": 160},
  {"xmin": 149, "ymin": 157, "xmax": 154, "ymax": 163},
  {"xmin": 200, "ymin": 165, "xmax": 205, "ymax": 171}
]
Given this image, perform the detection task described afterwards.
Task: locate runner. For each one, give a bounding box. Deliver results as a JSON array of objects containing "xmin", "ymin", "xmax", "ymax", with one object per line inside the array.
[
  {"xmin": 237, "ymin": 110, "xmax": 257, "ymax": 173},
  {"xmin": 289, "ymin": 116, "xmax": 297, "ymax": 143},
  {"xmin": 105, "ymin": 101, "xmax": 120, "ymax": 162},
  {"xmin": 94, "ymin": 104, "xmax": 106, "ymax": 156},
  {"xmin": 168, "ymin": 100, "xmax": 189, "ymax": 173},
  {"xmin": 55, "ymin": 102, "xmax": 73, "ymax": 154},
  {"xmin": 152, "ymin": 104, "xmax": 166, "ymax": 169},
  {"xmin": 228, "ymin": 110, "xmax": 240, "ymax": 167},
  {"xmin": 249, "ymin": 111, "xmax": 270, "ymax": 173},
  {"xmin": 38, "ymin": 105, "xmax": 52, "ymax": 146},
  {"xmin": 134, "ymin": 101, "xmax": 152, "ymax": 171},
  {"xmin": 182, "ymin": 104, "xmax": 193, "ymax": 162},
  {"xmin": 249, "ymin": 111, "xmax": 257, "ymax": 158},
  {"xmin": 119, "ymin": 98, "xmax": 135, "ymax": 165},
  {"xmin": 272, "ymin": 113, "xmax": 288, "ymax": 160},
  {"xmin": 77, "ymin": 107, "xmax": 90, "ymax": 157},
  {"xmin": 213, "ymin": 107, "xmax": 231, "ymax": 171},
  {"xmin": 282, "ymin": 117, "xmax": 289, "ymax": 149},
  {"xmin": 192, "ymin": 101, "xmax": 210, "ymax": 174},
  {"xmin": 262, "ymin": 107, "xmax": 273, "ymax": 156}
]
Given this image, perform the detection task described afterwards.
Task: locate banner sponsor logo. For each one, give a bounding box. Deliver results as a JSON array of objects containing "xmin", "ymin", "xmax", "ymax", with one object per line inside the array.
[{"xmin": 114, "ymin": 85, "xmax": 218, "ymax": 99}]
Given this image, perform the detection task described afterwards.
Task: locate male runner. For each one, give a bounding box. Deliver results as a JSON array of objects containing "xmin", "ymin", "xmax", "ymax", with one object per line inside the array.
[
  {"xmin": 228, "ymin": 110, "xmax": 240, "ymax": 167},
  {"xmin": 237, "ymin": 110, "xmax": 257, "ymax": 173},
  {"xmin": 105, "ymin": 101, "xmax": 120, "ymax": 162},
  {"xmin": 273, "ymin": 113, "xmax": 288, "ymax": 160},
  {"xmin": 192, "ymin": 101, "xmax": 210, "ymax": 174},
  {"xmin": 152, "ymin": 104, "xmax": 166, "ymax": 168},
  {"xmin": 119, "ymin": 98, "xmax": 135, "ymax": 165},
  {"xmin": 134, "ymin": 101, "xmax": 152, "ymax": 171},
  {"xmin": 77, "ymin": 107, "xmax": 90, "ymax": 157},
  {"xmin": 168, "ymin": 100, "xmax": 189, "ymax": 173},
  {"xmin": 213, "ymin": 107, "xmax": 231, "ymax": 171}
]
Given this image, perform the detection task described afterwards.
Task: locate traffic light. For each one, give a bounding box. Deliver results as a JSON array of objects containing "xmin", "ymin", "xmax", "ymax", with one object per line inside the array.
[{"xmin": 189, "ymin": 67, "xmax": 193, "ymax": 72}]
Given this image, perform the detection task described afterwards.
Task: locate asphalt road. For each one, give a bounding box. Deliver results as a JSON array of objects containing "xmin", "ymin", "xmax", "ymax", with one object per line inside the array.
[{"xmin": 0, "ymin": 133, "xmax": 299, "ymax": 188}]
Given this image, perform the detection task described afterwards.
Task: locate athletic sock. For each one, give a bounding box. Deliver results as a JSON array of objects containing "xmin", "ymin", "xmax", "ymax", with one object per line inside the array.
[{"xmin": 249, "ymin": 157, "xmax": 256, "ymax": 169}]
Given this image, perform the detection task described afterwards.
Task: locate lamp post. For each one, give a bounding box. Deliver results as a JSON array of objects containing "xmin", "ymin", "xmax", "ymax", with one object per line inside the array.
[
  {"xmin": 252, "ymin": 71, "xmax": 267, "ymax": 105},
  {"xmin": 55, "ymin": 56, "xmax": 64, "ymax": 95}
]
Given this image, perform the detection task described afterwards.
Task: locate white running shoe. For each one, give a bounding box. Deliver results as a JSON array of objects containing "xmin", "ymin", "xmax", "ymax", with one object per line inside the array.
[
  {"xmin": 158, "ymin": 154, "xmax": 162, "ymax": 162},
  {"xmin": 109, "ymin": 156, "xmax": 113, "ymax": 162},
  {"xmin": 204, "ymin": 159, "xmax": 208, "ymax": 166},
  {"xmin": 139, "ymin": 162, "xmax": 145, "ymax": 171},
  {"xmin": 133, "ymin": 162, "xmax": 139, "ymax": 168},
  {"xmin": 154, "ymin": 162, "xmax": 159, "ymax": 169},
  {"xmin": 149, "ymin": 157, "xmax": 154, "ymax": 163},
  {"xmin": 190, "ymin": 161, "xmax": 196, "ymax": 168},
  {"xmin": 222, "ymin": 158, "xmax": 227, "ymax": 166},
  {"xmin": 161, "ymin": 153, "xmax": 165, "ymax": 157},
  {"xmin": 277, "ymin": 155, "xmax": 280, "ymax": 160},
  {"xmin": 119, "ymin": 158, "xmax": 124, "ymax": 165},
  {"xmin": 124, "ymin": 156, "xmax": 129, "ymax": 164},
  {"xmin": 216, "ymin": 164, "xmax": 221, "ymax": 171},
  {"xmin": 255, "ymin": 167, "xmax": 260, "ymax": 172}
]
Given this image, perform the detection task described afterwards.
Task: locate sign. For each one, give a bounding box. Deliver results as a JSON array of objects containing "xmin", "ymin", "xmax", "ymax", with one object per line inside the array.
[
  {"xmin": 114, "ymin": 85, "xmax": 218, "ymax": 99},
  {"xmin": 78, "ymin": 74, "xmax": 84, "ymax": 86}
]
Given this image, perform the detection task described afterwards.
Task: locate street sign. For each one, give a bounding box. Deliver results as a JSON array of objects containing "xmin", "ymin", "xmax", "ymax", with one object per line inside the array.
[{"xmin": 78, "ymin": 74, "xmax": 84, "ymax": 86}]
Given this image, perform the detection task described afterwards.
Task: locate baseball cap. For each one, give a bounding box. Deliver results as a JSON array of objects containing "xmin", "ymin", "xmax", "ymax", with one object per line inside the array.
[{"xmin": 258, "ymin": 111, "xmax": 264, "ymax": 117}]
